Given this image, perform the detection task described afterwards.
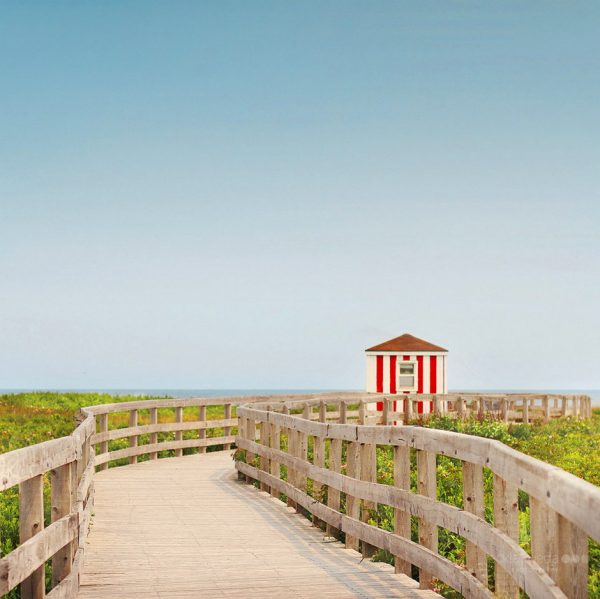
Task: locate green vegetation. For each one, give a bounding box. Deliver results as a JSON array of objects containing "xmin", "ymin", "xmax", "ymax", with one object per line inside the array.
[{"xmin": 1, "ymin": 394, "xmax": 599, "ymax": 598}]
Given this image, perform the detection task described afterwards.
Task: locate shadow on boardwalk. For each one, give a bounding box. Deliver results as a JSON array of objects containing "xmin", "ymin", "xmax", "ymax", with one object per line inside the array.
[{"xmin": 78, "ymin": 451, "xmax": 438, "ymax": 599}]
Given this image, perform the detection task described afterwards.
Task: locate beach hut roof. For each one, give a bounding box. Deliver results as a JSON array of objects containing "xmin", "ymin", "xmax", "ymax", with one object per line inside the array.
[{"xmin": 366, "ymin": 333, "xmax": 447, "ymax": 353}]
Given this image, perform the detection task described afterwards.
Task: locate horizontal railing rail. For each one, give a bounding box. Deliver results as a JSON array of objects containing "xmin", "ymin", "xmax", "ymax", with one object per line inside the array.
[{"xmin": 236, "ymin": 398, "xmax": 599, "ymax": 599}]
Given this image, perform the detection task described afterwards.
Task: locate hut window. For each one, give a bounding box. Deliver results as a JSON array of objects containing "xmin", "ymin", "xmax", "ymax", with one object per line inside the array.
[{"xmin": 398, "ymin": 362, "xmax": 416, "ymax": 389}]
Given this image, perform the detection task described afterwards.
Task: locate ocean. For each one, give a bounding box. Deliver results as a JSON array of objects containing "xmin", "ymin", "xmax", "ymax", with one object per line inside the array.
[{"xmin": 1, "ymin": 388, "xmax": 599, "ymax": 406}]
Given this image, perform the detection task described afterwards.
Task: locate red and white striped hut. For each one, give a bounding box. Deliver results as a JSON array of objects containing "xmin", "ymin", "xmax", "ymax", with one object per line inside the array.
[{"xmin": 365, "ymin": 333, "xmax": 448, "ymax": 414}]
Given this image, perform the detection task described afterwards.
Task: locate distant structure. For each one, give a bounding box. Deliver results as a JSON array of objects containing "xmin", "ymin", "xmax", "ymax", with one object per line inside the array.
[{"xmin": 365, "ymin": 333, "xmax": 448, "ymax": 414}]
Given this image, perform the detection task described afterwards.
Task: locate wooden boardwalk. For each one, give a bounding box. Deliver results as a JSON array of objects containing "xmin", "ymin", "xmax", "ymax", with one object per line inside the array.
[{"xmin": 78, "ymin": 451, "xmax": 437, "ymax": 599}]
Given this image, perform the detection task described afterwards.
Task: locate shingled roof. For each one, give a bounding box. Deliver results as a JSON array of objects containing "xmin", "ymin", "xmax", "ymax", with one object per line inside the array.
[{"xmin": 366, "ymin": 333, "xmax": 447, "ymax": 353}]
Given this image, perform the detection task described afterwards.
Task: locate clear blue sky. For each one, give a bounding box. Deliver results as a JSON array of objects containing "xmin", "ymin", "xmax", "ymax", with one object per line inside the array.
[{"xmin": 1, "ymin": 2, "xmax": 599, "ymax": 390}]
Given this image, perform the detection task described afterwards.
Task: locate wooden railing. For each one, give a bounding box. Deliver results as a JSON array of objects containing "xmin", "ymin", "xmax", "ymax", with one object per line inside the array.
[
  {"xmin": 235, "ymin": 398, "xmax": 600, "ymax": 599},
  {"xmin": 0, "ymin": 410, "xmax": 95, "ymax": 599},
  {"xmin": 356, "ymin": 393, "xmax": 592, "ymax": 424},
  {"xmin": 0, "ymin": 392, "xmax": 594, "ymax": 599},
  {"xmin": 0, "ymin": 394, "xmax": 294, "ymax": 599}
]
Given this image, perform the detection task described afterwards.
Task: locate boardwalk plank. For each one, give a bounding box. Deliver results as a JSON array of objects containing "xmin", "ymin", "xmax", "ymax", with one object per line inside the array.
[{"xmin": 78, "ymin": 452, "xmax": 437, "ymax": 599}]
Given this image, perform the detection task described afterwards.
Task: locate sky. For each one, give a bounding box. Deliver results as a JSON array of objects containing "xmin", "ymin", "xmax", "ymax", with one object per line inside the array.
[{"xmin": 1, "ymin": 1, "xmax": 599, "ymax": 391}]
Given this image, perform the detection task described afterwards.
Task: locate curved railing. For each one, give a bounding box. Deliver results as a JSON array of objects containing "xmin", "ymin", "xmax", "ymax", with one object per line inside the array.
[
  {"xmin": 0, "ymin": 392, "xmax": 594, "ymax": 599},
  {"xmin": 235, "ymin": 398, "xmax": 599, "ymax": 599},
  {"xmin": 0, "ymin": 393, "xmax": 305, "ymax": 599}
]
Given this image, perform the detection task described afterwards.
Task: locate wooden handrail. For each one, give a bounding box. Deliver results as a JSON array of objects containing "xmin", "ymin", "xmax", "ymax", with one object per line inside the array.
[{"xmin": 236, "ymin": 399, "xmax": 599, "ymax": 599}]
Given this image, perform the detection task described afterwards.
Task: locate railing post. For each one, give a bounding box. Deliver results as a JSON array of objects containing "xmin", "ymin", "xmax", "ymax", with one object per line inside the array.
[
  {"xmin": 433, "ymin": 396, "xmax": 441, "ymax": 417},
  {"xmin": 246, "ymin": 415, "xmax": 256, "ymax": 485},
  {"xmin": 404, "ymin": 396, "xmax": 412, "ymax": 424},
  {"xmin": 175, "ymin": 406, "xmax": 183, "ymax": 457},
  {"xmin": 198, "ymin": 405, "xmax": 207, "ymax": 454},
  {"xmin": 98, "ymin": 413, "xmax": 108, "ymax": 471},
  {"xmin": 457, "ymin": 396, "xmax": 465, "ymax": 420},
  {"xmin": 19, "ymin": 475, "xmax": 45, "ymax": 599},
  {"xmin": 149, "ymin": 407, "xmax": 158, "ymax": 459},
  {"xmin": 557, "ymin": 516, "xmax": 589, "ymax": 599},
  {"xmin": 51, "ymin": 462, "xmax": 73, "ymax": 586},
  {"xmin": 543, "ymin": 396, "xmax": 550, "ymax": 423},
  {"xmin": 393, "ymin": 445, "xmax": 411, "ymax": 576},
  {"xmin": 223, "ymin": 403, "xmax": 232, "ymax": 450},
  {"xmin": 326, "ymin": 406, "xmax": 343, "ymax": 537},
  {"xmin": 416, "ymin": 450, "xmax": 437, "ymax": 589},
  {"xmin": 269, "ymin": 413, "xmax": 280, "ymax": 499},
  {"xmin": 312, "ymin": 401, "xmax": 326, "ymax": 526},
  {"xmin": 358, "ymin": 400, "xmax": 366, "ymax": 425},
  {"xmin": 462, "ymin": 462, "xmax": 487, "ymax": 584},
  {"xmin": 382, "ymin": 397, "xmax": 390, "ymax": 425},
  {"xmin": 297, "ymin": 405, "xmax": 309, "ymax": 500},
  {"xmin": 339, "ymin": 401, "xmax": 347, "ymax": 424},
  {"xmin": 129, "ymin": 409, "xmax": 138, "ymax": 464},
  {"xmin": 572, "ymin": 396, "xmax": 579, "ymax": 418},
  {"xmin": 345, "ymin": 441, "xmax": 361, "ymax": 551},
  {"xmin": 259, "ymin": 416, "xmax": 271, "ymax": 493},
  {"xmin": 530, "ymin": 498, "xmax": 559, "ymax": 583},
  {"xmin": 493, "ymin": 474, "xmax": 519, "ymax": 598},
  {"xmin": 523, "ymin": 397, "xmax": 529, "ymax": 424},
  {"xmin": 360, "ymin": 442, "xmax": 377, "ymax": 558},
  {"xmin": 501, "ymin": 398, "xmax": 508, "ymax": 423}
]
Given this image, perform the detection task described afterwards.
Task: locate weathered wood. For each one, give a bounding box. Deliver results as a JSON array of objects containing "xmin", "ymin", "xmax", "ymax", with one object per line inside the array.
[
  {"xmin": 456, "ymin": 396, "xmax": 465, "ymax": 420},
  {"xmin": 238, "ymin": 460, "xmax": 494, "ymax": 599},
  {"xmin": 0, "ymin": 513, "xmax": 78, "ymax": 596},
  {"xmin": 92, "ymin": 418, "xmax": 237, "ymax": 443},
  {"xmin": 462, "ymin": 461, "xmax": 487, "ymax": 584},
  {"xmin": 404, "ymin": 395, "xmax": 413, "ymax": 423},
  {"xmin": 416, "ymin": 450, "xmax": 437, "ymax": 589},
  {"xmin": 269, "ymin": 419, "xmax": 280, "ymax": 498},
  {"xmin": 259, "ymin": 419, "xmax": 270, "ymax": 493},
  {"xmin": 312, "ymin": 402, "xmax": 326, "ymax": 526},
  {"xmin": 286, "ymin": 427, "xmax": 297, "ymax": 509},
  {"xmin": 345, "ymin": 441, "xmax": 361, "ymax": 551},
  {"xmin": 173, "ymin": 407, "xmax": 183, "ymax": 457},
  {"xmin": 327, "ymin": 437, "xmax": 342, "ymax": 537},
  {"xmin": 223, "ymin": 403, "xmax": 232, "ymax": 450},
  {"xmin": 339, "ymin": 401, "xmax": 347, "ymax": 424},
  {"xmin": 51, "ymin": 462, "xmax": 73, "ymax": 586},
  {"xmin": 94, "ymin": 436, "xmax": 236, "ymax": 465},
  {"xmin": 493, "ymin": 474, "xmax": 519, "ymax": 598},
  {"xmin": 382, "ymin": 397, "xmax": 391, "ymax": 425},
  {"xmin": 97, "ymin": 413, "xmax": 108, "ymax": 471},
  {"xmin": 543, "ymin": 397, "xmax": 550, "ymax": 423},
  {"xmin": 523, "ymin": 397, "xmax": 530, "ymax": 424},
  {"xmin": 0, "ymin": 437, "xmax": 76, "ymax": 492},
  {"xmin": 557, "ymin": 516, "xmax": 588, "ymax": 599},
  {"xmin": 530, "ymin": 497, "xmax": 559, "ymax": 583},
  {"xmin": 128, "ymin": 410, "xmax": 138, "ymax": 465},
  {"xmin": 358, "ymin": 400, "xmax": 367, "ymax": 425},
  {"xmin": 394, "ymin": 445, "xmax": 411, "ymax": 576},
  {"xmin": 360, "ymin": 442, "xmax": 377, "ymax": 557},
  {"xmin": 19, "ymin": 474, "xmax": 44, "ymax": 599},
  {"xmin": 80, "ymin": 452, "xmax": 435, "ymax": 599},
  {"xmin": 238, "ymin": 436, "xmax": 564, "ymax": 598},
  {"xmin": 198, "ymin": 405, "xmax": 207, "ymax": 454},
  {"xmin": 149, "ymin": 407, "xmax": 158, "ymax": 460}
]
